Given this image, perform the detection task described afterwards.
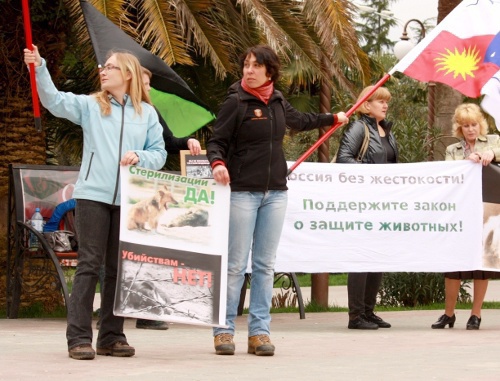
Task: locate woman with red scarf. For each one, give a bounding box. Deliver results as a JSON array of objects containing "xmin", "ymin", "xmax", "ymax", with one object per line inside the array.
[{"xmin": 207, "ymin": 45, "xmax": 348, "ymax": 356}]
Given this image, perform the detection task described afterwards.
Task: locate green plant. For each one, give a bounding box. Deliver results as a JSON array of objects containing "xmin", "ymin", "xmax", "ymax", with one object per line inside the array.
[
  {"xmin": 293, "ymin": 273, "xmax": 348, "ymax": 287},
  {"xmin": 378, "ymin": 272, "xmax": 471, "ymax": 307},
  {"xmin": 356, "ymin": 0, "xmax": 398, "ymax": 56},
  {"xmin": 304, "ymin": 300, "xmax": 340, "ymax": 313},
  {"xmin": 12, "ymin": 303, "xmax": 68, "ymax": 319},
  {"xmin": 63, "ymin": 268, "xmax": 101, "ymax": 294},
  {"xmin": 272, "ymin": 290, "xmax": 298, "ymax": 309}
]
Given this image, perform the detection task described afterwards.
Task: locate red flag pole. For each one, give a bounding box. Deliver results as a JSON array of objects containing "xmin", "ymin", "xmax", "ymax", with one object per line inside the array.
[
  {"xmin": 287, "ymin": 73, "xmax": 391, "ymax": 175},
  {"xmin": 22, "ymin": 0, "xmax": 42, "ymax": 132}
]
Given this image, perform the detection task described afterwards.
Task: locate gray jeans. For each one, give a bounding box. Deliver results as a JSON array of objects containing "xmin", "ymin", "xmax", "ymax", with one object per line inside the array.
[{"xmin": 66, "ymin": 199, "xmax": 127, "ymax": 349}]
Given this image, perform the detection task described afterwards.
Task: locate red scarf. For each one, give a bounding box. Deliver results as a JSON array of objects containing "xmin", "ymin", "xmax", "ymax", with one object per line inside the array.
[{"xmin": 241, "ymin": 78, "xmax": 274, "ymax": 104}]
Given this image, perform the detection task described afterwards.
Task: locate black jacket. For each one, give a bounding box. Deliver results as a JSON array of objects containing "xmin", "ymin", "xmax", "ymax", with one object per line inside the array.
[
  {"xmin": 336, "ymin": 114, "xmax": 398, "ymax": 164},
  {"xmin": 207, "ymin": 81, "xmax": 335, "ymax": 191},
  {"xmin": 154, "ymin": 106, "xmax": 191, "ymax": 154}
]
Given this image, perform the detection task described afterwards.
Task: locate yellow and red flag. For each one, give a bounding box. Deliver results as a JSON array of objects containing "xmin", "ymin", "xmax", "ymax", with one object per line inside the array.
[
  {"xmin": 286, "ymin": 0, "xmax": 500, "ymax": 173},
  {"xmin": 390, "ymin": 0, "xmax": 500, "ymax": 129}
]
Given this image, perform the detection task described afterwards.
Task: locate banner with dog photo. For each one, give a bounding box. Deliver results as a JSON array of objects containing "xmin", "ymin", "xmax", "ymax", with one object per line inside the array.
[{"xmin": 115, "ymin": 166, "xmax": 230, "ymax": 328}]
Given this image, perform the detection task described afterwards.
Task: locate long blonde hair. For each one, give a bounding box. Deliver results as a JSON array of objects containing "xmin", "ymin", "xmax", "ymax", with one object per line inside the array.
[
  {"xmin": 94, "ymin": 51, "xmax": 152, "ymax": 115},
  {"xmin": 452, "ymin": 103, "xmax": 488, "ymax": 139}
]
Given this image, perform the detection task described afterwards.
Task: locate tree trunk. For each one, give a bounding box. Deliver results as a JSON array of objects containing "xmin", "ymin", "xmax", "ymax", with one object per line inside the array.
[
  {"xmin": 432, "ymin": 84, "xmax": 463, "ymax": 160},
  {"xmin": 311, "ymin": 57, "xmax": 331, "ymax": 308}
]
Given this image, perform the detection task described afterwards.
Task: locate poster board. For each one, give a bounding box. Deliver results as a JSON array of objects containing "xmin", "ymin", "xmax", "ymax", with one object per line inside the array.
[
  {"xmin": 180, "ymin": 150, "xmax": 213, "ymax": 178},
  {"xmin": 116, "ymin": 166, "xmax": 230, "ymax": 327}
]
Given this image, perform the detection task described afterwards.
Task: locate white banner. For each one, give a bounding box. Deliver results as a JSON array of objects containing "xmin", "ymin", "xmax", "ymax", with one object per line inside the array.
[
  {"xmin": 112, "ymin": 162, "xmax": 499, "ymax": 321},
  {"xmin": 275, "ymin": 161, "xmax": 486, "ymax": 273},
  {"xmin": 115, "ymin": 166, "xmax": 230, "ymax": 328}
]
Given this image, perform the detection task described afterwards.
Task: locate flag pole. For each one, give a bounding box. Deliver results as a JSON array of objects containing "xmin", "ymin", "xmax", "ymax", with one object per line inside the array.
[
  {"xmin": 287, "ymin": 73, "xmax": 391, "ymax": 175},
  {"xmin": 22, "ymin": 0, "xmax": 42, "ymax": 132}
]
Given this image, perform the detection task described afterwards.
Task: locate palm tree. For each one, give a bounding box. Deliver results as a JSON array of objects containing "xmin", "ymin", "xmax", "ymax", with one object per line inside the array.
[
  {"xmin": 0, "ymin": 0, "xmax": 371, "ymax": 310},
  {"xmin": 62, "ymin": 0, "xmax": 372, "ymax": 165},
  {"xmin": 0, "ymin": 1, "xmax": 74, "ymax": 311},
  {"xmin": 64, "ymin": 0, "xmax": 370, "ymax": 93}
]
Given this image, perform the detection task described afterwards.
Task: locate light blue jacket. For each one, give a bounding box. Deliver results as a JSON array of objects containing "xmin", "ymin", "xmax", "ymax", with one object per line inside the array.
[{"xmin": 35, "ymin": 59, "xmax": 167, "ymax": 205}]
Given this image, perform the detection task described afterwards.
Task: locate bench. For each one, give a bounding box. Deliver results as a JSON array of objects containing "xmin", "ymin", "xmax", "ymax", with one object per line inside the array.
[
  {"xmin": 238, "ymin": 272, "xmax": 305, "ymax": 319},
  {"xmin": 6, "ymin": 164, "xmax": 79, "ymax": 318},
  {"xmin": 6, "ymin": 163, "xmax": 305, "ymax": 319}
]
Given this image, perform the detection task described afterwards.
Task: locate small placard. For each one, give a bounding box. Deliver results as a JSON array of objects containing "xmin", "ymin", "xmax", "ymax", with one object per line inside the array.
[{"xmin": 180, "ymin": 150, "xmax": 213, "ymax": 179}]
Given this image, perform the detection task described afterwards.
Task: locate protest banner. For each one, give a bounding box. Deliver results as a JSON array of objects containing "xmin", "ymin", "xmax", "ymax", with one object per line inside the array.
[
  {"xmin": 113, "ymin": 162, "xmax": 499, "ymax": 323},
  {"xmin": 276, "ymin": 160, "xmax": 492, "ymax": 273},
  {"xmin": 115, "ymin": 166, "xmax": 230, "ymax": 327}
]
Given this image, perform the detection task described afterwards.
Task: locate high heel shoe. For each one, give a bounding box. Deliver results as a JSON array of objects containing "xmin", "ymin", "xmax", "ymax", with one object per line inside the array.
[
  {"xmin": 466, "ymin": 315, "xmax": 481, "ymax": 330},
  {"xmin": 431, "ymin": 313, "xmax": 456, "ymax": 329}
]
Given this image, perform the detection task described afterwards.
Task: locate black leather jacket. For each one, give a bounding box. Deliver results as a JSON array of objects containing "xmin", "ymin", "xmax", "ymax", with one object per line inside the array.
[
  {"xmin": 336, "ymin": 114, "xmax": 398, "ymax": 164},
  {"xmin": 207, "ymin": 81, "xmax": 335, "ymax": 191}
]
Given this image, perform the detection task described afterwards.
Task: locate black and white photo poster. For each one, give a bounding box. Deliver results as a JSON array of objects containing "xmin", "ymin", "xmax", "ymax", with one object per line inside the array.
[{"xmin": 115, "ymin": 166, "xmax": 230, "ymax": 327}]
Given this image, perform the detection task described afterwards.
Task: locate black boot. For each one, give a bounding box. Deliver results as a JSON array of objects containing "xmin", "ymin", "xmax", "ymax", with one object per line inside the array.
[{"xmin": 431, "ymin": 313, "xmax": 456, "ymax": 329}]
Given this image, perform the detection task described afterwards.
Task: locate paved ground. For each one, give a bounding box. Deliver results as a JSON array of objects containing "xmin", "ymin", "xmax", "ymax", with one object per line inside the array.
[{"xmin": 2, "ymin": 283, "xmax": 500, "ymax": 381}]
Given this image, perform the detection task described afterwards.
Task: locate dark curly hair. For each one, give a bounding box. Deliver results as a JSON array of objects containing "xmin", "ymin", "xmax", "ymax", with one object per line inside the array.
[{"xmin": 238, "ymin": 45, "xmax": 281, "ymax": 83}]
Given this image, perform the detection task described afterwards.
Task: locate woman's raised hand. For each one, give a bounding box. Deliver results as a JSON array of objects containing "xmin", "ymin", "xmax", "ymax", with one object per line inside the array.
[{"xmin": 24, "ymin": 44, "xmax": 42, "ymax": 67}]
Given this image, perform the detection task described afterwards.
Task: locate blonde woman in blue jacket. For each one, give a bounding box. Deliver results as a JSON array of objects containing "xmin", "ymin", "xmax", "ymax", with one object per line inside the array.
[{"xmin": 24, "ymin": 45, "xmax": 166, "ymax": 360}]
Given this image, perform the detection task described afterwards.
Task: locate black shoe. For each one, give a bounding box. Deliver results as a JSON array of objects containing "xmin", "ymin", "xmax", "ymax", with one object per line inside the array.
[
  {"xmin": 431, "ymin": 313, "xmax": 456, "ymax": 329},
  {"xmin": 348, "ymin": 316, "xmax": 379, "ymax": 330},
  {"xmin": 364, "ymin": 313, "xmax": 391, "ymax": 328},
  {"xmin": 466, "ymin": 315, "xmax": 481, "ymax": 330},
  {"xmin": 136, "ymin": 319, "xmax": 169, "ymax": 330}
]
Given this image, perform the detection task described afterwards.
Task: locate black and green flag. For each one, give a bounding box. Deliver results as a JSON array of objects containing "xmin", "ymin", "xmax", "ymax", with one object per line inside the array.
[{"xmin": 80, "ymin": 0, "xmax": 214, "ymax": 137}]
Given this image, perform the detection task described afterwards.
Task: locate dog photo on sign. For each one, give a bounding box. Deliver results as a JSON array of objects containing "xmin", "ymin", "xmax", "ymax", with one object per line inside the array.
[
  {"xmin": 127, "ymin": 184, "xmax": 179, "ymax": 232},
  {"xmin": 124, "ymin": 177, "xmax": 214, "ymax": 248},
  {"xmin": 483, "ymin": 202, "xmax": 500, "ymax": 269}
]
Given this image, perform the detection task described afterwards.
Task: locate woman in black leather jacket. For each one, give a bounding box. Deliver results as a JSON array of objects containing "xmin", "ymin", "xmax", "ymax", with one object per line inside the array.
[{"xmin": 337, "ymin": 85, "xmax": 398, "ymax": 330}]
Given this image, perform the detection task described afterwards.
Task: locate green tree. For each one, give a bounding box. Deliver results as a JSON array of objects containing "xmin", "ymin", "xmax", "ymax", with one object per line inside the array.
[
  {"xmin": 1, "ymin": 0, "xmax": 372, "ymax": 311},
  {"xmin": 0, "ymin": 0, "xmax": 73, "ymax": 311},
  {"xmin": 64, "ymin": 0, "xmax": 370, "ymax": 95},
  {"xmin": 54, "ymin": 0, "xmax": 373, "ymax": 167},
  {"xmin": 356, "ymin": 0, "xmax": 397, "ymax": 55}
]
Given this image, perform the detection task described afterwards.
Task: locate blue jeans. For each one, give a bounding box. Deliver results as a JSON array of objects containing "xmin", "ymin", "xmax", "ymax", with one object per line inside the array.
[
  {"xmin": 214, "ymin": 191, "xmax": 288, "ymax": 337},
  {"xmin": 66, "ymin": 200, "xmax": 127, "ymax": 349}
]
